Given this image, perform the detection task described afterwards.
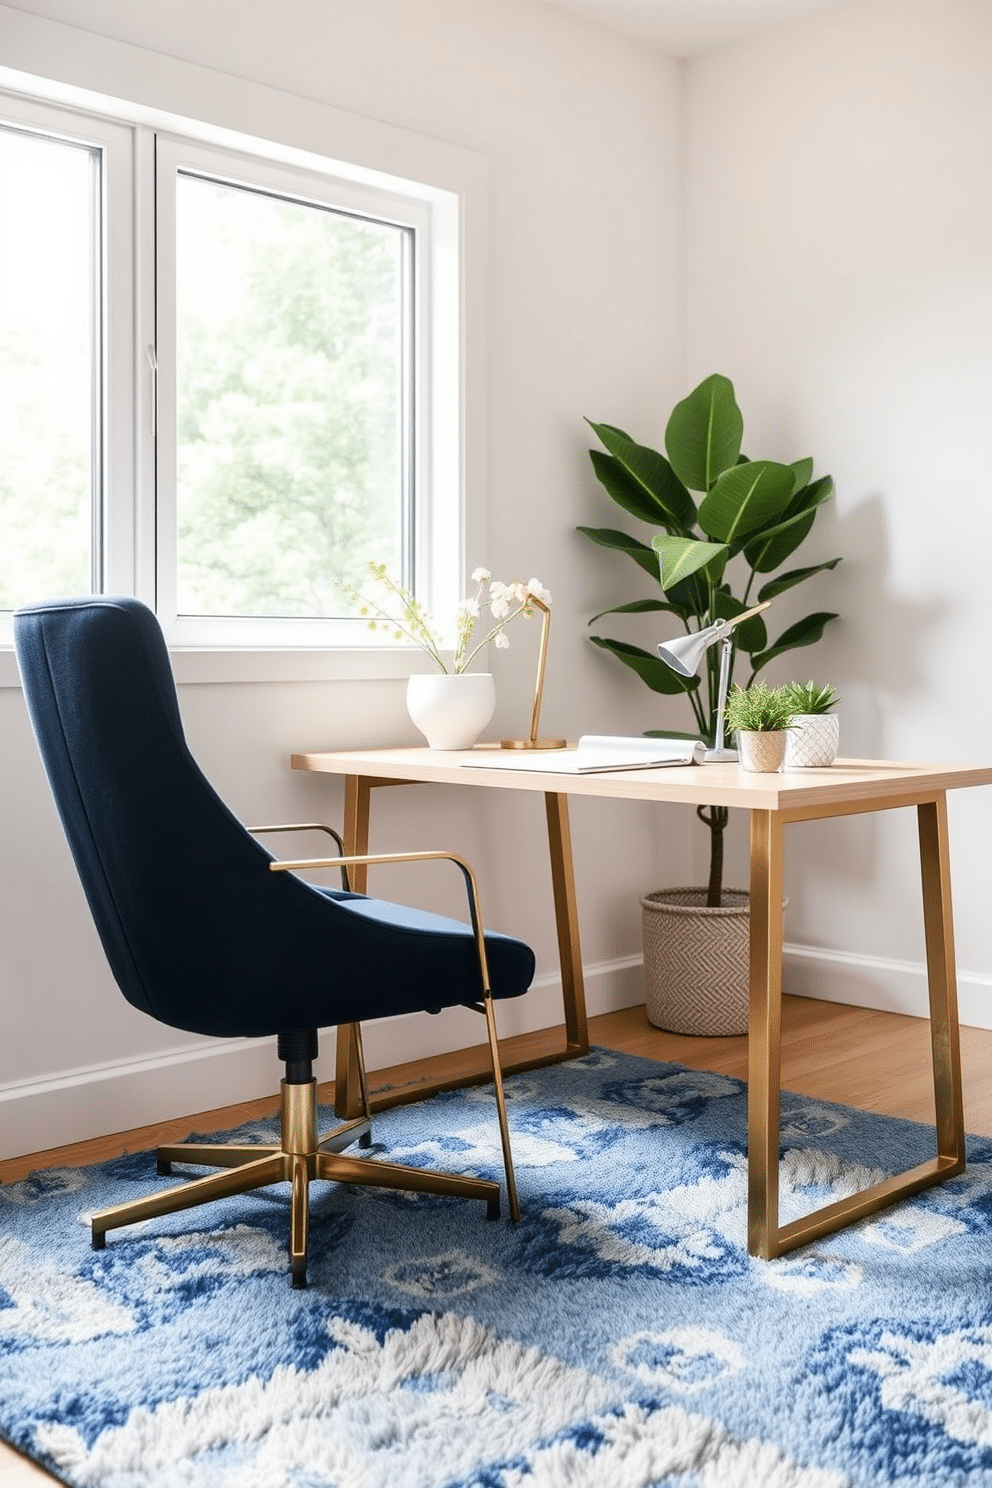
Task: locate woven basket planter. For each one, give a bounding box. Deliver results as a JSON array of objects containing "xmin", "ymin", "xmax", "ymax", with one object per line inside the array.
[{"xmin": 640, "ymin": 887, "xmax": 753, "ymax": 1037}]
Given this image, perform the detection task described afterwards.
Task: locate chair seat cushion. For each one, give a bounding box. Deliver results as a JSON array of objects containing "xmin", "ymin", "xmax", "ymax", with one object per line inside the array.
[{"xmin": 314, "ymin": 887, "xmax": 533, "ymax": 1005}]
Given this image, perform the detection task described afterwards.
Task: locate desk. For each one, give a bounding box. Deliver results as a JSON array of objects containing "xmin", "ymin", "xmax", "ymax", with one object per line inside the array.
[{"xmin": 291, "ymin": 745, "xmax": 992, "ymax": 1258}]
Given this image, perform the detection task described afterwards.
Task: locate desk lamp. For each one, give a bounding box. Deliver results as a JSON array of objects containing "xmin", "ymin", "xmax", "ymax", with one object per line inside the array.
[{"xmin": 657, "ymin": 600, "xmax": 771, "ymax": 762}]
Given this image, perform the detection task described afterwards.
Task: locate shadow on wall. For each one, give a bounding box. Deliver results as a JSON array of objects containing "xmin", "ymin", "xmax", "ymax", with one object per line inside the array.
[{"xmin": 825, "ymin": 492, "xmax": 943, "ymax": 760}]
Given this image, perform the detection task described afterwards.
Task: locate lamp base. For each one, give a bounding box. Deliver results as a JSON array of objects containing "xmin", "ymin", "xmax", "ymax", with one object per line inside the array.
[
  {"xmin": 500, "ymin": 738, "xmax": 568, "ymax": 751},
  {"xmin": 704, "ymin": 747, "xmax": 739, "ymax": 763}
]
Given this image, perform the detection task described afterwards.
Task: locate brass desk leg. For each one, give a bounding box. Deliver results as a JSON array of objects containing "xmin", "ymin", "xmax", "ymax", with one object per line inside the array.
[
  {"xmin": 918, "ymin": 795, "xmax": 966, "ymax": 1171},
  {"xmin": 747, "ymin": 809, "xmax": 784, "ymax": 1258},
  {"xmin": 335, "ymin": 774, "xmax": 372, "ymax": 1119},
  {"xmin": 746, "ymin": 792, "xmax": 966, "ymax": 1260},
  {"xmin": 545, "ymin": 792, "xmax": 589, "ymax": 1055}
]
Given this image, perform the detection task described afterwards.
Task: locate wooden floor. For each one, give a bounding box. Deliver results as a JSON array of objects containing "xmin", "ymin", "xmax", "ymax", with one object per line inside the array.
[{"xmin": 2, "ymin": 996, "xmax": 991, "ymax": 1483}]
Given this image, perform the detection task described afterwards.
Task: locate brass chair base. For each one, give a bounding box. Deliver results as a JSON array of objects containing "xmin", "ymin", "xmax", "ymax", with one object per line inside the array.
[{"xmin": 89, "ymin": 1078, "xmax": 501, "ymax": 1288}]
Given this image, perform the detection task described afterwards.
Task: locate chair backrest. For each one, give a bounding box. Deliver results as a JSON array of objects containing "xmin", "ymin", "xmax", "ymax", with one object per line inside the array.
[{"xmin": 13, "ymin": 596, "xmax": 339, "ymax": 1037}]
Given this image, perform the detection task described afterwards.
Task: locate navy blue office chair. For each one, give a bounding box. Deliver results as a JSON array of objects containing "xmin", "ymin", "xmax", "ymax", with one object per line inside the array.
[{"xmin": 14, "ymin": 596, "xmax": 534, "ymax": 1287}]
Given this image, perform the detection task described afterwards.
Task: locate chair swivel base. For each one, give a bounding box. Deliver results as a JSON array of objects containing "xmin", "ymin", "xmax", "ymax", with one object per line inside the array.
[{"xmin": 89, "ymin": 1078, "xmax": 502, "ymax": 1288}]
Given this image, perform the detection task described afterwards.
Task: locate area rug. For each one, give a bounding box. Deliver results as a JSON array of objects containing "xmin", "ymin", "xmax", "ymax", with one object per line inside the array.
[{"xmin": 3, "ymin": 1048, "xmax": 992, "ymax": 1488}]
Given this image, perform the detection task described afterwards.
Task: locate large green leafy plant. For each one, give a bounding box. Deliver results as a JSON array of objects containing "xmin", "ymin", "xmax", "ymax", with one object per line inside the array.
[{"xmin": 579, "ymin": 373, "xmax": 840, "ymax": 905}]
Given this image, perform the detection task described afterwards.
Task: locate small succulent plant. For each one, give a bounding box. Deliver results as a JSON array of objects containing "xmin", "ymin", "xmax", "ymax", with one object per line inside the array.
[{"xmin": 782, "ymin": 680, "xmax": 838, "ymax": 715}]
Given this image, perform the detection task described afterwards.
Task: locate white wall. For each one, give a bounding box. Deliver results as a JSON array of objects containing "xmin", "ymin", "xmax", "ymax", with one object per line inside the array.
[
  {"xmin": 684, "ymin": 0, "xmax": 992, "ymax": 1024},
  {"xmin": 0, "ymin": 0, "xmax": 690, "ymax": 1157}
]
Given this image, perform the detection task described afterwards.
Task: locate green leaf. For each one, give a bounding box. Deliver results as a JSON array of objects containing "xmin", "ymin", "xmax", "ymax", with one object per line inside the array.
[
  {"xmin": 742, "ymin": 509, "xmax": 816, "ymax": 573},
  {"xmin": 588, "ymin": 598, "xmax": 688, "ymax": 625},
  {"xmin": 664, "ymin": 374, "xmax": 743, "ymax": 492},
  {"xmin": 589, "ymin": 450, "xmax": 684, "ymax": 532},
  {"xmin": 589, "ymin": 635, "xmax": 699, "ymax": 695},
  {"xmin": 748, "ymin": 612, "xmax": 839, "ymax": 672},
  {"xmin": 785, "ymin": 473, "xmax": 834, "ymax": 519},
  {"xmin": 652, "ymin": 534, "xmax": 728, "ymax": 591},
  {"xmin": 711, "ymin": 589, "xmax": 767, "ymax": 654},
  {"xmin": 697, "ymin": 460, "xmax": 796, "ymax": 544},
  {"xmin": 789, "ymin": 457, "xmax": 814, "ymax": 493},
  {"xmin": 576, "ymin": 525, "xmax": 660, "ymax": 579},
  {"xmin": 586, "ymin": 421, "xmax": 697, "ymax": 530},
  {"xmin": 757, "ymin": 558, "xmax": 842, "ymax": 602}
]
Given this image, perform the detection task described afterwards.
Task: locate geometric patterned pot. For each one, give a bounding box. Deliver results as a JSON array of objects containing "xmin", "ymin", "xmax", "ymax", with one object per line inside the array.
[{"xmin": 784, "ymin": 712, "xmax": 839, "ymax": 768}]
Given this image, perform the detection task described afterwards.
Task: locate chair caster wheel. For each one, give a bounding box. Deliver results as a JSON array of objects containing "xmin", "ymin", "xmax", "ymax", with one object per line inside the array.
[
  {"xmin": 486, "ymin": 1199, "xmax": 501, "ymax": 1222},
  {"xmin": 91, "ymin": 1230, "xmax": 106, "ymax": 1251},
  {"xmin": 157, "ymin": 1157, "xmax": 173, "ymax": 1176}
]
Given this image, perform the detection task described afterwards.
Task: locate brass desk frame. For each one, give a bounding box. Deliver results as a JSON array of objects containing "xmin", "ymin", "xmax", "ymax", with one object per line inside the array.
[{"xmin": 291, "ymin": 747, "xmax": 992, "ymax": 1259}]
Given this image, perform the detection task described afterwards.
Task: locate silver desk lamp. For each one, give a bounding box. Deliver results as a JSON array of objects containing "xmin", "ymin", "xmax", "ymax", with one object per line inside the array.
[{"xmin": 656, "ymin": 600, "xmax": 772, "ymax": 762}]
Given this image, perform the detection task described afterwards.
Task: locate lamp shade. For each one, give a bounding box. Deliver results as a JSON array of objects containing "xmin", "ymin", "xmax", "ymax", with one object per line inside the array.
[{"xmin": 656, "ymin": 619, "xmax": 730, "ymax": 678}]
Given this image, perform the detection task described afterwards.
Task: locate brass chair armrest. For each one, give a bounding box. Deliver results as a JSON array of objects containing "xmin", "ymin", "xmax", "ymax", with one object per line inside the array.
[
  {"xmin": 269, "ymin": 850, "xmax": 492, "ymax": 997},
  {"xmin": 251, "ymin": 822, "xmax": 348, "ymax": 890}
]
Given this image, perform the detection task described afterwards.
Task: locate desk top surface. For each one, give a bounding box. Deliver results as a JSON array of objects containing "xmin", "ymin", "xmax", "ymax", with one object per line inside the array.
[{"xmin": 291, "ymin": 745, "xmax": 992, "ymax": 814}]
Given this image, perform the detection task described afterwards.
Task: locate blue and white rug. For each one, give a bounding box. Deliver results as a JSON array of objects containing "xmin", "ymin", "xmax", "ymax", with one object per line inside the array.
[{"xmin": 3, "ymin": 1048, "xmax": 992, "ymax": 1487}]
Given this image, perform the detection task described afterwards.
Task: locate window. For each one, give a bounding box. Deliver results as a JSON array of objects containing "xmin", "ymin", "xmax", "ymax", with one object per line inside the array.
[{"xmin": 0, "ymin": 89, "xmax": 462, "ymax": 660}]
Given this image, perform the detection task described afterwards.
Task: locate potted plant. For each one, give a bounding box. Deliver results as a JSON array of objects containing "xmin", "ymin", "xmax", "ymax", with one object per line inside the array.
[
  {"xmin": 580, "ymin": 373, "xmax": 840, "ymax": 1035},
  {"xmin": 339, "ymin": 563, "xmax": 551, "ymax": 749},
  {"xmin": 723, "ymin": 682, "xmax": 794, "ymax": 773},
  {"xmin": 782, "ymin": 680, "xmax": 840, "ymax": 768},
  {"xmin": 580, "ymin": 373, "xmax": 840, "ymax": 905}
]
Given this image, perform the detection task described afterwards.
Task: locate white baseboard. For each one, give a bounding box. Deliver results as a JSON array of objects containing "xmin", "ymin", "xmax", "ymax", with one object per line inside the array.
[
  {"xmin": 0, "ymin": 956, "xmax": 644, "ymax": 1162},
  {"xmin": 6, "ymin": 944, "xmax": 988, "ymax": 1164},
  {"xmin": 783, "ymin": 942, "xmax": 992, "ymax": 1031}
]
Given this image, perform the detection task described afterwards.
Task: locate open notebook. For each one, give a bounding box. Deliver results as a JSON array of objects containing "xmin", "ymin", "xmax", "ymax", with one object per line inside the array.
[{"xmin": 461, "ymin": 735, "xmax": 706, "ymax": 774}]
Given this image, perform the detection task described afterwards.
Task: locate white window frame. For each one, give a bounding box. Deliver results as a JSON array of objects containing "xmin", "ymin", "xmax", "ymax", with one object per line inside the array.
[{"xmin": 0, "ymin": 63, "xmax": 477, "ymax": 684}]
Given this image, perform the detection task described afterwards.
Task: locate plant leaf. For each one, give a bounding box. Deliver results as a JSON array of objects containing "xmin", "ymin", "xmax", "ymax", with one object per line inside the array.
[
  {"xmin": 742, "ymin": 508, "xmax": 816, "ymax": 572},
  {"xmin": 697, "ymin": 460, "xmax": 796, "ymax": 544},
  {"xmin": 757, "ymin": 558, "xmax": 842, "ymax": 602},
  {"xmin": 576, "ymin": 525, "xmax": 660, "ymax": 579},
  {"xmin": 588, "ymin": 450, "xmax": 683, "ymax": 532},
  {"xmin": 789, "ymin": 457, "xmax": 814, "ymax": 493},
  {"xmin": 748, "ymin": 612, "xmax": 838, "ymax": 672},
  {"xmin": 785, "ymin": 473, "xmax": 834, "ymax": 519},
  {"xmin": 587, "ymin": 598, "xmax": 688, "ymax": 625},
  {"xmin": 586, "ymin": 421, "xmax": 697, "ymax": 530},
  {"xmin": 711, "ymin": 589, "xmax": 767, "ymax": 654},
  {"xmin": 664, "ymin": 373, "xmax": 743, "ymax": 492},
  {"xmin": 590, "ymin": 635, "xmax": 699, "ymax": 695},
  {"xmin": 652, "ymin": 534, "xmax": 728, "ymax": 590}
]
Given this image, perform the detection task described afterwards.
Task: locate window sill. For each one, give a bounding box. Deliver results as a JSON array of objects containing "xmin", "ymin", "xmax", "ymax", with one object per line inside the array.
[{"xmin": 0, "ymin": 645, "xmax": 444, "ymax": 689}]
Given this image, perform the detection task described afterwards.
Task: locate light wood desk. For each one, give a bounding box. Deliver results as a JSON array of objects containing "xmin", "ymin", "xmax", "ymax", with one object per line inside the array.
[{"xmin": 291, "ymin": 745, "xmax": 992, "ymax": 1258}]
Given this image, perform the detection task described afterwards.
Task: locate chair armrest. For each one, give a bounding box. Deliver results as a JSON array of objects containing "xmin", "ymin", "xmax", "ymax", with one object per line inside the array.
[
  {"xmin": 250, "ymin": 822, "xmax": 349, "ymax": 890},
  {"xmin": 269, "ymin": 849, "xmax": 492, "ymax": 997}
]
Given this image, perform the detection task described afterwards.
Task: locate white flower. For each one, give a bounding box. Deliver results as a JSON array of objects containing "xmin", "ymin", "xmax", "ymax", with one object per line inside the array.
[
  {"xmin": 494, "ymin": 631, "xmax": 510, "ymax": 649},
  {"xmin": 508, "ymin": 580, "xmax": 528, "ymax": 605},
  {"xmin": 463, "ymin": 597, "xmax": 481, "ymax": 618},
  {"xmin": 470, "ymin": 566, "xmax": 491, "ymax": 583},
  {"xmin": 525, "ymin": 577, "xmax": 551, "ymax": 606},
  {"xmin": 490, "ymin": 595, "xmax": 511, "ymax": 620}
]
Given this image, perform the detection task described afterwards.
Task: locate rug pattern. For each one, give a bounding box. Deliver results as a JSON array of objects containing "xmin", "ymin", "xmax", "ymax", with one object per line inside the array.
[{"xmin": 2, "ymin": 1048, "xmax": 992, "ymax": 1487}]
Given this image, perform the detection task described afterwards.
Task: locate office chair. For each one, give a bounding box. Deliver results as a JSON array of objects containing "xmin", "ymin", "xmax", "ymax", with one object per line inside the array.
[{"xmin": 14, "ymin": 596, "xmax": 535, "ymax": 1287}]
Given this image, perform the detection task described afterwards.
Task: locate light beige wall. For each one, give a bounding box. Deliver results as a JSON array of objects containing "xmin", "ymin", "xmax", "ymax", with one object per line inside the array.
[
  {"xmin": 0, "ymin": 0, "xmax": 690, "ymax": 1156},
  {"xmin": 684, "ymin": 0, "xmax": 992, "ymax": 1021}
]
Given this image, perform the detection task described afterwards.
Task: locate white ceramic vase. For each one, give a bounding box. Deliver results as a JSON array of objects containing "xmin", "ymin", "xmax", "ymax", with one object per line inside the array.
[
  {"xmin": 784, "ymin": 712, "xmax": 839, "ymax": 769},
  {"xmin": 406, "ymin": 672, "xmax": 496, "ymax": 750},
  {"xmin": 737, "ymin": 729, "xmax": 787, "ymax": 773}
]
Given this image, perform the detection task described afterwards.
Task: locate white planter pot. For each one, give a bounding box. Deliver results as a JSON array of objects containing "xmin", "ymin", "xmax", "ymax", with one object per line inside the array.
[
  {"xmin": 406, "ymin": 672, "xmax": 496, "ymax": 750},
  {"xmin": 784, "ymin": 712, "xmax": 839, "ymax": 768},
  {"xmin": 737, "ymin": 729, "xmax": 787, "ymax": 773}
]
